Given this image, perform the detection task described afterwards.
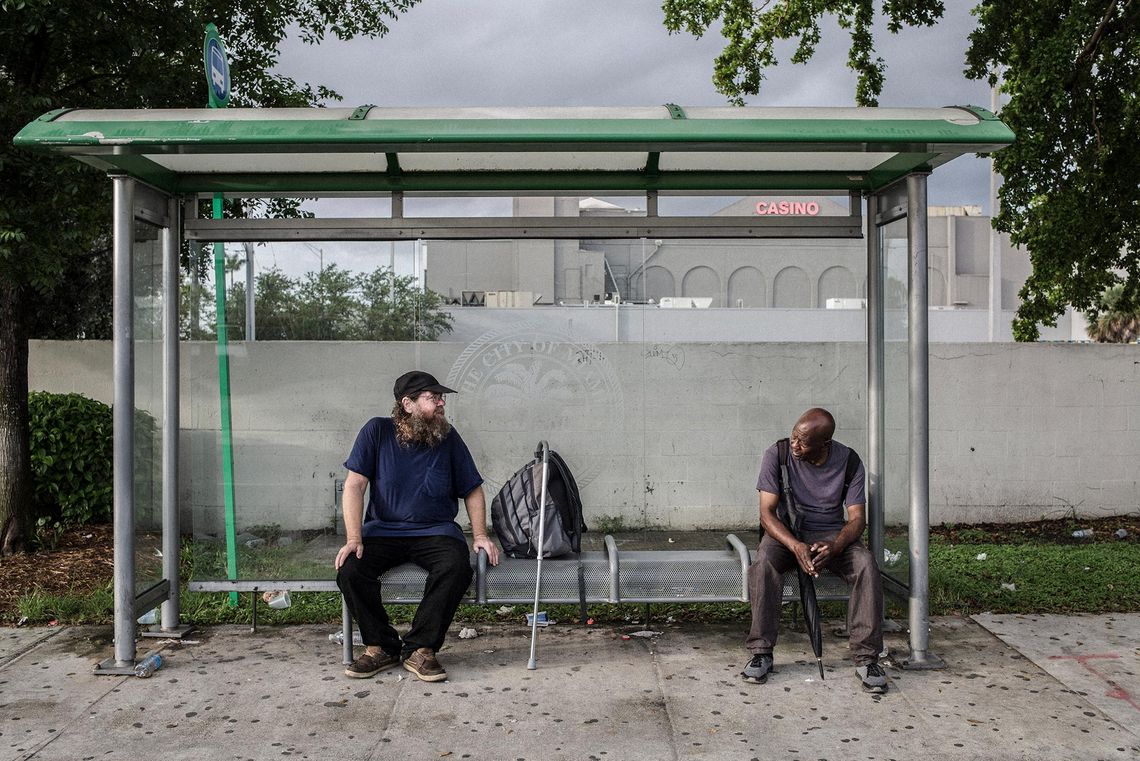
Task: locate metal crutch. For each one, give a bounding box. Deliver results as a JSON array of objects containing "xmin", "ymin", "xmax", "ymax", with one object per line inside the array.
[{"xmin": 527, "ymin": 441, "xmax": 551, "ymax": 670}]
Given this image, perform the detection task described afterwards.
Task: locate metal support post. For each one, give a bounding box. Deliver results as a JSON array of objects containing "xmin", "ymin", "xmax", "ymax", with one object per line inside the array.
[
  {"xmin": 866, "ymin": 193, "xmax": 885, "ymax": 564},
  {"xmin": 97, "ymin": 176, "xmax": 138, "ymax": 674},
  {"xmin": 342, "ymin": 599, "xmax": 354, "ymax": 665},
  {"xmin": 147, "ymin": 196, "xmax": 194, "ymax": 639},
  {"xmin": 988, "ymin": 78, "xmax": 1004, "ymax": 341},
  {"xmin": 243, "ymin": 241, "xmax": 256, "ymax": 341},
  {"xmin": 902, "ymin": 173, "xmax": 943, "ymax": 669}
]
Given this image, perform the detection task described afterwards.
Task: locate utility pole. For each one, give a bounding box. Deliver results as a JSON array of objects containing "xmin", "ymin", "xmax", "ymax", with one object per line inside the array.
[
  {"xmin": 243, "ymin": 242, "xmax": 255, "ymax": 341},
  {"xmin": 988, "ymin": 73, "xmax": 1003, "ymax": 342}
]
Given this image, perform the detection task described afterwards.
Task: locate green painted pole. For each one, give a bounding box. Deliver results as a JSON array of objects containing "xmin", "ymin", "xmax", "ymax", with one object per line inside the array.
[
  {"xmin": 213, "ymin": 195, "xmax": 239, "ymax": 606},
  {"xmin": 204, "ymin": 23, "xmax": 239, "ymax": 605}
]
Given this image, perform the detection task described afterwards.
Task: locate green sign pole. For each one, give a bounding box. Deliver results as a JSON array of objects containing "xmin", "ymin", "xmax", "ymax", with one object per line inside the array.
[{"xmin": 203, "ymin": 23, "xmax": 239, "ymax": 605}]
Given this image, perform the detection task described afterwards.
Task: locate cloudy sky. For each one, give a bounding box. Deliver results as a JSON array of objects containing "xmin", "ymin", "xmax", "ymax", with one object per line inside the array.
[{"xmin": 260, "ymin": 0, "xmax": 996, "ymax": 277}]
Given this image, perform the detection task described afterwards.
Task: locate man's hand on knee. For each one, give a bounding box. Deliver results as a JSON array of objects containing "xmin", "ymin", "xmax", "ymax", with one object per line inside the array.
[{"xmin": 335, "ymin": 539, "xmax": 364, "ymax": 570}]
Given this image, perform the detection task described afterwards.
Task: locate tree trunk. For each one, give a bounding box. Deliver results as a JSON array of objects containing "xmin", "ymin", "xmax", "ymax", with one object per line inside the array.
[{"xmin": 0, "ymin": 275, "xmax": 31, "ymax": 554}]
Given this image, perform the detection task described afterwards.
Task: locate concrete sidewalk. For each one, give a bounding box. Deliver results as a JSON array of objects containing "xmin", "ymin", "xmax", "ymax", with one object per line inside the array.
[{"xmin": 1, "ymin": 614, "xmax": 1137, "ymax": 761}]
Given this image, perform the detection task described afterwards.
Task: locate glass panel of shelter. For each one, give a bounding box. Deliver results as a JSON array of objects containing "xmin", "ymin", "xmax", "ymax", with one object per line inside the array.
[
  {"xmin": 132, "ymin": 218, "xmax": 165, "ymax": 598},
  {"xmin": 879, "ymin": 216, "xmax": 911, "ymax": 591},
  {"xmin": 179, "ymin": 199, "xmax": 879, "ymax": 585}
]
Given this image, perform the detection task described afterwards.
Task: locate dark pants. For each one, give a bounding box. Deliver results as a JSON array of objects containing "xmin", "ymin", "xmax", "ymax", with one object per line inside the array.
[
  {"xmin": 745, "ymin": 530, "xmax": 884, "ymax": 665},
  {"xmin": 336, "ymin": 534, "xmax": 473, "ymax": 658}
]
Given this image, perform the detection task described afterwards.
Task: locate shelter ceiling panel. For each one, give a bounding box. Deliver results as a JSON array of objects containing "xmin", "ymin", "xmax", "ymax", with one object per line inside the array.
[
  {"xmin": 53, "ymin": 107, "xmax": 356, "ymax": 122},
  {"xmin": 399, "ymin": 152, "xmax": 648, "ymax": 172},
  {"xmin": 683, "ymin": 106, "xmax": 983, "ymax": 125},
  {"xmin": 150, "ymin": 153, "xmax": 390, "ymax": 173},
  {"xmin": 659, "ymin": 152, "xmax": 894, "ymax": 172},
  {"xmin": 361, "ymin": 106, "xmax": 672, "ymax": 120}
]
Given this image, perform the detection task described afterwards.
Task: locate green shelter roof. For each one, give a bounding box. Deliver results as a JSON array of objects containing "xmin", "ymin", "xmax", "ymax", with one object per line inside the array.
[{"xmin": 13, "ymin": 105, "xmax": 1013, "ymax": 195}]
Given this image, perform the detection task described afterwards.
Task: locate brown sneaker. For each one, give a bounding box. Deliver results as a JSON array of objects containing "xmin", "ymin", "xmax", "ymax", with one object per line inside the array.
[
  {"xmin": 402, "ymin": 647, "xmax": 447, "ymax": 682},
  {"xmin": 344, "ymin": 650, "xmax": 400, "ymax": 679}
]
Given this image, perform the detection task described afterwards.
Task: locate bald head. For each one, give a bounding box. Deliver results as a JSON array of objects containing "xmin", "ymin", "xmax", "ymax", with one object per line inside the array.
[
  {"xmin": 790, "ymin": 408, "xmax": 835, "ymax": 465},
  {"xmin": 796, "ymin": 408, "xmax": 835, "ymax": 439}
]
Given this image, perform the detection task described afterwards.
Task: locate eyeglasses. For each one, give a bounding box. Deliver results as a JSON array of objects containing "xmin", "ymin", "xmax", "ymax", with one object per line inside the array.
[
  {"xmin": 790, "ymin": 433, "xmax": 829, "ymax": 449},
  {"xmin": 416, "ymin": 392, "xmax": 446, "ymax": 404}
]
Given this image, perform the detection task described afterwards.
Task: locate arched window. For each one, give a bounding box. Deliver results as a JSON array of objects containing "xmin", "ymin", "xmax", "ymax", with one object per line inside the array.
[
  {"xmin": 928, "ymin": 267, "xmax": 948, "ymax": 306},
  {"xmin": 644, "ymin": 266, "xmax": 675, "ymax": 302},
  {"xmin": 728, "ymin": 266, "xmax": 765, "ymax": 308},
  {"xmin": 772, "ymin": 266, "xmax": 811, "ymax": 308},
  {"xmin": 817, "ymin": 265, "xmax": 857, "ymax": 307},
  {"xmin": 681, "ymin": 266, "xmax": 722, "ymax": 307}
]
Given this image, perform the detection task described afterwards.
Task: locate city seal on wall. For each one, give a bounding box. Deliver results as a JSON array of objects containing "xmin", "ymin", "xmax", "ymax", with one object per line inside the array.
[{"xmin": 446, "ymin": 323, "xmax": 624, "ymax": 490}]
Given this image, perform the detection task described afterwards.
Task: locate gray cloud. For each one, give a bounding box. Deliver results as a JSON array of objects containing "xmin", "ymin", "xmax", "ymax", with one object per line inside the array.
[{"xmin": 265, "ymin": 1, "xmax": 997, "ymax": 275}]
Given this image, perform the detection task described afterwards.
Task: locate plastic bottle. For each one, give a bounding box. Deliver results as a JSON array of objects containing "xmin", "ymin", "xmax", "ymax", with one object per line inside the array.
[
  {"xmin": 1072, "ymin": 529, "xmax": 1093, "ymax": 539},
  {"xmin": 328, "ymin": 631, "xmax": 364, "ymax": 646},
  {"xmin": 133, "ymin": 653, "xmax": 162, "ymax": 678}
]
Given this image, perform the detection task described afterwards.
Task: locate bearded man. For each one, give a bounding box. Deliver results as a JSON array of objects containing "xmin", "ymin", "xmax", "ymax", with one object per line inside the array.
[{"xmin": 335, "ymin": 370, "xmax": 500, "ymax": 682}]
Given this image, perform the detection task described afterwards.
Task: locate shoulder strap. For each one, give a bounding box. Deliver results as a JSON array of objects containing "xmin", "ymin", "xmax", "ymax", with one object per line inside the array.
[
  {"xmin": 843, "ymin": 449, "xmax": 861, "ymax": 489},
  {"xmin": 840, "ymin": 447, "xmax": 862, "ymax": 506},
  {"xmin": 776, "ymin": 438, "xmax": 789, "ymax": 496},
  {"xmin": 774, "ymin": 438, "xmax": 798, "ymax": 531}
]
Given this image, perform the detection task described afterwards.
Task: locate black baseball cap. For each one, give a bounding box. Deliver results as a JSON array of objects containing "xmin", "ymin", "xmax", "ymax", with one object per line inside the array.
[{"xmin": 393, "ymin": 370, "xmax": 457, "ymax": 401}]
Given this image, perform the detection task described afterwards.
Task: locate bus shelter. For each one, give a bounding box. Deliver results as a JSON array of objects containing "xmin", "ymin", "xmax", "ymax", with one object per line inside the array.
[{"xmin": 15, "ymin": 105, "xmax": 1013, "ymax": 673}]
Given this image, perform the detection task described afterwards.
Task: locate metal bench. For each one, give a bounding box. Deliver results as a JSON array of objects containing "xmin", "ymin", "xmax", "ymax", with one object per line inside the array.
[{"xmin": 187, "ymin": 533, "xmax": 851, "ymax": 663}]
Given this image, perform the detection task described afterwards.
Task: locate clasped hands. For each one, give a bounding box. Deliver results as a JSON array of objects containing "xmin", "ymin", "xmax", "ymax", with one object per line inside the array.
[{"xmin": 793, "ymin": 539, "xmax": 837, "ymax": 577}]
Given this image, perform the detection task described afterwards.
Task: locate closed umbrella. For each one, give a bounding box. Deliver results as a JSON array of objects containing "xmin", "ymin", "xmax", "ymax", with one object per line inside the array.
[
  {"xmin": 783, "ymin": 481, "xmax": 825, "ymax": 680},
  {"xmin": 794, "ymin": 547, "xmax": 826, "ymax": 680}
]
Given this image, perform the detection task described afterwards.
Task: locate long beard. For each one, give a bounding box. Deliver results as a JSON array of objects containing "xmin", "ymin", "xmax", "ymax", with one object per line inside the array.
[{"xmin": 395, "ymin": 408, "xmax": 452, "ymax": 447}]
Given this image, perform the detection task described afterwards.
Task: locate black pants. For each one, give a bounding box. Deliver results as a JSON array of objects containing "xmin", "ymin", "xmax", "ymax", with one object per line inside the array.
[{"xmin": 336, "ymin": 535, "xmax": 473, "ymax": 658}]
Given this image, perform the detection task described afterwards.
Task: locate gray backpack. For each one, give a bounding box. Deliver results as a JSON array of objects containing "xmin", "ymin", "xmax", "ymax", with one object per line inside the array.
[{"xmin": 491, "ymin": 447, "xmax": 586, "ymax": 559}]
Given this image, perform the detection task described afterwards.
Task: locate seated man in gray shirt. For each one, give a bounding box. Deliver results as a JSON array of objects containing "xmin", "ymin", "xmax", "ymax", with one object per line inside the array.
[{"xmin": 742, "ymin": 407, "xmax": 887, "ymax": 693}]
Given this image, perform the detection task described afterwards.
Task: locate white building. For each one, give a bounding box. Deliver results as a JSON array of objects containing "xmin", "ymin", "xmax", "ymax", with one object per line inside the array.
[{"xmin": 424, "ymin": 196, "xmax": 1087, "ymax": 342}]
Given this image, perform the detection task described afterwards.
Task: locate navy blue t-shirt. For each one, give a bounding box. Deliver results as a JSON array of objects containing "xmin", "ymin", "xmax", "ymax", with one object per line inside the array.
[
  {"xmin": 344, "ymin": 417, "xmax": 483, "ymax": 542},
  {"xmin": 756, "ymin": 440, "xmax": 865, "ymax": 532}
]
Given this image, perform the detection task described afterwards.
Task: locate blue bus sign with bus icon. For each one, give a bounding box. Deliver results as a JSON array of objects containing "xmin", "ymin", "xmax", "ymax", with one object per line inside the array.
[{"xmin": 202, "ymin": 24, "xmax": 231, "ymax": 108}]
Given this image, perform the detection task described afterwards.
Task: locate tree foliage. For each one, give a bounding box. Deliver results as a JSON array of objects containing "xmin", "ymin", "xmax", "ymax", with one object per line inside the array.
[
  {"xmin": 1084, "ymin": 284, "xmax": 1140, "ymax": 342},
  {"xmin": 27, "ymin": 392, "xmax": 113, "ymax": 527},
  {"xmin": 965, "ymin": 0, "xmax": 1139, "ymax": 340},
  {"xmin": 665, "ymin": 0, "xmax": 1140, "ymax": 340},
  {"xmin": 662, "ymin": 0, "xmax": 946, "ymax": 106},
  {"xmin": 185, "ymin": 263, "xmax": 454, "ymax": 341},
  {"xmin": 0, "ymin": 0, "xmax": 420, "ymax": 552}
]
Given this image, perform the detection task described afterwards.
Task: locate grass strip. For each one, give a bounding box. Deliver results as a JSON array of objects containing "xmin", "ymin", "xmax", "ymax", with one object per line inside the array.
[{"xmin": 13, "ymin": 539, "xmax": 1139, "ymax": 626}]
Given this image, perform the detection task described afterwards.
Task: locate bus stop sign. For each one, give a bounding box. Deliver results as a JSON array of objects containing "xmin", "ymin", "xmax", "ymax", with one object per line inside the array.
[{"xmin": 202, "ymin": 24, "xmax": 231, "ymax": 108}]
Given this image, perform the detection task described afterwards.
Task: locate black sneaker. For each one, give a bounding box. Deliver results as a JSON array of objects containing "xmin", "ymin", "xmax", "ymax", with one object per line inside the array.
[
  {"xmin": 344, "ymin": 650, "xmax": 400, "ymax": 679},
  {"xmin": 742, "ymin": 653, "xmax": 774, "ymax": 684},
  {"xmin": 856, "ymin": 661, "xmax": 888, "ymax": 694}
]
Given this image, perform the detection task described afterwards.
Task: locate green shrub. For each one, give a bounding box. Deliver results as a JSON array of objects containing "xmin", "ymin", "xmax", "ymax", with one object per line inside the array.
[
  {"xmin": 32, "ymin": 516, "xmax": 66, "ymax": 551},
  {"xmin": 28, "ymin": 392, "xmax": 113, "ymax": 525}
]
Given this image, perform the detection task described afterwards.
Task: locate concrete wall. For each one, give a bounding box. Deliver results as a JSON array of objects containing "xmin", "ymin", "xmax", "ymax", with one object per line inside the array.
[
  {"xmin": 443, "ymin": 305, "xmax": 1087, "ymax": 344},
  {"xmin": 29, "ymin": 340, "xmax": 1138, "ymax": 534}
]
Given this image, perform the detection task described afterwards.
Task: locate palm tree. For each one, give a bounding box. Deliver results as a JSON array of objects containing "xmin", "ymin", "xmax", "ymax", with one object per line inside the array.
[{"xmin": 1085, "ymin": 284, "xmax": 1140, "ymax": 343}]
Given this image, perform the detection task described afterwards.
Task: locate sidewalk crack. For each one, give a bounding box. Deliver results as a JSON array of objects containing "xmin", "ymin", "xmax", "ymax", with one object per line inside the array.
[{"xmin": 648, "ymin": 639, "xmax": 682, "ymax": 761}]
